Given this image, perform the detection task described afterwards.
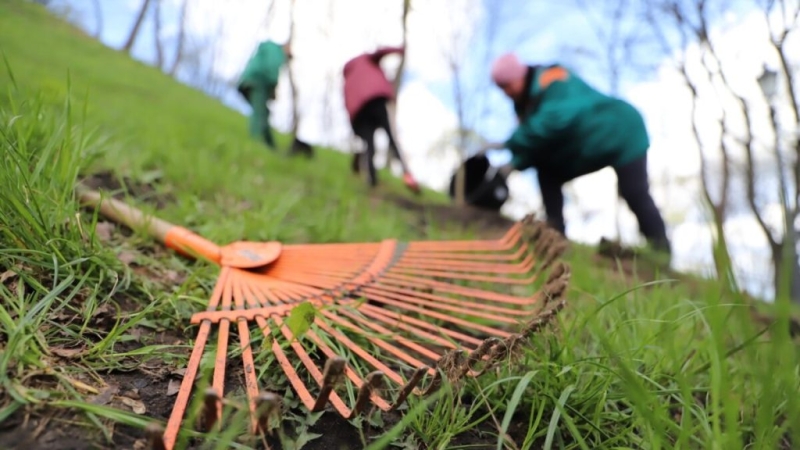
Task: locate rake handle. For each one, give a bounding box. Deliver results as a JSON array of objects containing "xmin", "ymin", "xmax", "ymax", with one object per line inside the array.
[
  {"xmin": 76, "ymin": 185, "xmax": 175, "ymax": 240},
  {"xmin": 76, "ymin": 185, "xmax": 222, "ymax": 264}
]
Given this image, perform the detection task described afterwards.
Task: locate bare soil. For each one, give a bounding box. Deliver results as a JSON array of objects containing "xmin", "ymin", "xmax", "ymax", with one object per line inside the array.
[{"xmin": 382, "ymin": 192, "xmax": 517, "ymax": 238}]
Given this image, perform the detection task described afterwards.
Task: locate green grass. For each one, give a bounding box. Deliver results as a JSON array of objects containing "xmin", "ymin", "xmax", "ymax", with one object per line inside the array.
[{"xmin": 1, "ymin": 1, "xmax": 799, "ymax": 448}]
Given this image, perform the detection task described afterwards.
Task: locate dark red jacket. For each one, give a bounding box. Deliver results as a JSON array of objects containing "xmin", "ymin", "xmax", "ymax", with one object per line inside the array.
[{"xmin": 343, "ymin": 46, "xmax": 403, "ymax": 123}]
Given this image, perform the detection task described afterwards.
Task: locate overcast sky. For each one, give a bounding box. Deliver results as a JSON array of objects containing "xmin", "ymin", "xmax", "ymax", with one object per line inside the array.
[{"xmin": 47, "ymin": 0, "xmax": 800, "ymax": 300}]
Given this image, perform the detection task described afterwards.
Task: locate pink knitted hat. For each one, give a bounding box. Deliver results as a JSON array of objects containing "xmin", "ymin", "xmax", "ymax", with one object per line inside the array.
[{"xmin": 491, "ymin": 52, "xmax": 527, "ymax": 86}]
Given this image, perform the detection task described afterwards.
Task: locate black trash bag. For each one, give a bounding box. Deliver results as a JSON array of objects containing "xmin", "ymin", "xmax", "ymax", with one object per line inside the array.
[{"xmin": 448, "ymin": 154, "xmax": 509, "ymax": 211}]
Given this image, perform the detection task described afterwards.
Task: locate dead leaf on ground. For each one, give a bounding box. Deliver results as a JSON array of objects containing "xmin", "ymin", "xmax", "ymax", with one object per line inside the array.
[
  {"xmin": 50, "ymin": 309, "xmax": 76, "ymax": 322},
  {"xmin": 50, "ymin": 346, "xmax": 86, "ymax": 359},
  {"xmin": 67, "ymin": 378, "xmax": 100, "ymax": 395},
  {"xmin": 167, "ymin": 379, "xmax": 181, "ymax": 396},
  {"xmin": 0, "ymin": 269, "xmax": 18, "ymax": 284},
  {"xmin": 119, "ymin": 396, "xmax": 147, "ymax": 414},
  {"xmin": 170, "ymin": 368, "xmax": 187, "ymax": 378},
  {"xmin": 163, "ymin": 270, "xmax": 185, "ymax": 284},
  {"xmin": 121, "ymin": 388, "xmax": 141, "ymax": 400},
  {"xmin": 94, "ymin": 222, "xmax": 115, "ymax": 241},
  {"xmin": 90, "ymin": 384, "xmax": 120, "ymax": 406},
  {"xmin": 90, "ymin": 302, "xmax": 117, "ymax": 328}
]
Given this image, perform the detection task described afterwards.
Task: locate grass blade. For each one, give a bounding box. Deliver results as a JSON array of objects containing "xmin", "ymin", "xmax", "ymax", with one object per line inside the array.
[
  {"xmin": 497, "ymin": 370, "xmax": 537, "ymax": 450},
  {"xmin": 543, "ymin": 385, "xmax": 575, "ymax": 450}
]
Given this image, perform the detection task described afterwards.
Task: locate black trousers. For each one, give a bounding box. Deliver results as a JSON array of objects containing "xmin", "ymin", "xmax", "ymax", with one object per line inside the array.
[
  {"xmin": 537, "ymin": 154, "xmax": 670, "ymax": 253},
  {"xmin": 351, "ymin": 97, "xmax": 406, "ymax": 186}
]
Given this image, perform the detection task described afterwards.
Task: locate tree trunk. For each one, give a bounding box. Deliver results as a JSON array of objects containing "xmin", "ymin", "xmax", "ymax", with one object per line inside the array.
[
  {"xmin": 91, "ymin": 0, "xmax": 102, "ymax": 38},
  {"xmin": 453, "ymin": 66, "xmax": 467, "ymax": 206},
  {"xmin": 386, "ymin": 0, "xmax": 411, "ymax": 171},
  {"xmin": 392, "ymin": 0, "xmax": 411, "ymax": 95},
  {"xmin": 287, "ymin": 0, "xmax": 300, "ymax": 137},
  {"xmin": 771, "ymin": 241, "xmax": 800, "ymax": 301},
  {"xmin": 768, "ymin": 10, "xmax": 800, "ymax": 303},
  {"xmin": 152, "ymin": 0, "xmax": 164, "ymax": 70},
  {"xmin": 684, "ymin": 62, "xmax": 736, "ymax": 288},
  {"xmin": 121, "ymin": 0, "xmax": 152, "ymax": 54},
  {"xmin": 168, "ymin": 0, "xmax": 189, "ymax": 77}
]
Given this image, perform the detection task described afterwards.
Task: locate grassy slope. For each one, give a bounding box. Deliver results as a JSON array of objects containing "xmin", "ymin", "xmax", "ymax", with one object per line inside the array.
[
  {"xmin": 1, "ymin": 1, "xmax": 799, "ymax": 449},
  {"xmin": 0, "ymin": 1, "xmax": 461, "ymax": 247}
]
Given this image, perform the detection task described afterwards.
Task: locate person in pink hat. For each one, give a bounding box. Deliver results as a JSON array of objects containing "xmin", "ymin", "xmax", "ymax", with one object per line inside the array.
[
  {"xmin": 342, "ymin": 46, "xmax": 420, "ymax": 194},
  {"xmin": 481, "ymin": 52, "xmax": 671, "ymax": 257}
]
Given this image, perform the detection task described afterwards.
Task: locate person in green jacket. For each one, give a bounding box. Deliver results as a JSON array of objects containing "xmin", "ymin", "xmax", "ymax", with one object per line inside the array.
[
  {"xmin": 237, "ymin": 40, "xmax": 291, "ymax": 150},
  {"xmin": 484, "ymin": 52, "xmax": 670, "ymax": 255}
]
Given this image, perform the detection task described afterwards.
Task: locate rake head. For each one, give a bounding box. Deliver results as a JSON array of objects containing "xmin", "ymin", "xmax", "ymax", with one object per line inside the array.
[
  {"xmin": 76, "ymin": 188, "xmax": 570, "ymax": 449},
  {"xmin": 164, "ymin": 217, "xmax": 569, "ymax": 448}
]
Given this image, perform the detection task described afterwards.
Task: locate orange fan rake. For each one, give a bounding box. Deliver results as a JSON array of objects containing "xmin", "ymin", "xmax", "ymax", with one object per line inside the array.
[{"xmin": 77, "ymin": 187, "xmax": 571, "ymax": 450}]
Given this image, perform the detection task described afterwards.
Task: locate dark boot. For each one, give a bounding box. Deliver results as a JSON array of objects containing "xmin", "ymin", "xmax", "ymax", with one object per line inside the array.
[{"xmin": 351, "ymin": 152, "xmax": 363, "ymax": 174}]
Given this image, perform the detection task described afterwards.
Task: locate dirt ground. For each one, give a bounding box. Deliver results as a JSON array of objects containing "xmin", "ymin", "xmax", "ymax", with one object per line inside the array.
[{"xmin": 381, "ymin": 192, "xmax": 518, "ymax": 238}]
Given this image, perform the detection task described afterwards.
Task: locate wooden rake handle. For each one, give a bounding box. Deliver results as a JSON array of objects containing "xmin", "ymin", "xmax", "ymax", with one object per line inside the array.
[{"xmin": 76, "ymin": 185, "xmax": 223, "ymax": 264}]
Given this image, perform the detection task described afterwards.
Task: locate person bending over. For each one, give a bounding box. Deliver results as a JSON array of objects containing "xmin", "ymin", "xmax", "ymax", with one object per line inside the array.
[
  {"xmin": 343, "ymin": 46, "xmax": 419, "ymax": 193},
  {"xmin": 483, "ymin": 52, "xmax": 670, "ymax": 256}
]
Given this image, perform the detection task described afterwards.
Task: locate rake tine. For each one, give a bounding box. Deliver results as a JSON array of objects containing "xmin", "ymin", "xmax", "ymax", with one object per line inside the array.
[
  {"xmin": 145, "ymin": 422, "xmax": 166, "ymax": 450},
  {"xmin": 200, "ymin": 387, "xmax": 221, "ymax": 432},
  {"xmin": 302, "ymin": 329, "xmax": 394, "ymax": 411},
  {"xmin": 522, "ymin": 296, "xmax": 567, "ymax": 336},
  {"xmin": 487, "ymin": 334, "xmax": 524, "ymax": 364},
  {"xmin": 256, "ymin": 392, "xmax": 282, "ymax": 434},
  {"xmin": 312, "ymin": 357, "xmax": 347, "ymax": 412},
  {"xmin": 544, "ymin": 261, "xmax": 570, "ymax": 285},
  {"xmin": 349, "ymin": 371, "xmax": 384, "ymax": 418},
  {"xmin": 231, "ymin": 273, "xmax": 260, "ymax": 433},
  {"xmin": 421, "ymin": 370, "xmax": 443, "ymax": 396},
  {"xmin": 536, "ymin": 241, "xmax": 569, "ymax": 274},
  {"xmin": 465, "ymin": 337, "xmax": 502, "ymax": 377},
  {"xmin": 390, "ymin": 366, "xmax": 429, "ymax": 410}
]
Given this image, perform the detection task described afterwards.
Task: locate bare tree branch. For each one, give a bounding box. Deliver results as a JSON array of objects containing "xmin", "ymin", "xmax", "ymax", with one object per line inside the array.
[
  {"xmin": 168, "ymin": 0, "xmax": 189, "ymax": 77},
  {"xmin": 287, "ymin": 0, "xmax": 300, "ymax": 136},
  {"xmin": 392, "ymin": 0, "xmax": 411, "ymax": 95},
  {"xmin": 122, "ymin": 0, "xmax": 152, "ymax": 54},
  {"xmin": 642, "ymin": 0, "xmax": 739, "ymax": 277},
  {"xmin": 91, "ymin": 0, "xmax": 102, "ymax": 38},
  {"xmin": 386, "ymin": 0, "xmax": 412, "ymax": 169},
  {"xmin": 152, "ymin": 0, "xmax": 164, "ymax": 70}
]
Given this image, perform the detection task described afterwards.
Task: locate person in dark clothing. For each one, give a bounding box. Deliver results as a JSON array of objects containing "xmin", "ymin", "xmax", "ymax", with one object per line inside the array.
[
  {"xmin": 343, "ymin": 46, "xmax": 420, "ymax": 193},
  {"xmin": 483, "ymin": 52, "xmax": 671, "ymax": 255},
  {"xmin": 349, "ymin": 97, "xmax": 407, "ymax": 182},
  {"xmin": 237, "ymin": 40, "xmax": 291, "ymax": 150}
]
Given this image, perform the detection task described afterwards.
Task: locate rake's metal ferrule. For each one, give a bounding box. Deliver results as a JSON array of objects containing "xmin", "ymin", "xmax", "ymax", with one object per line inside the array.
[
  {"xmin": 391, "ymin": 366, "xmax": 429, "ymax": 410},
  {"xmin": 465, "ymin": 337, "xmax": 503, "ymax": 377},
  {"xmin": 349, "ymin": 371, "xmax": 385, "ymax": 418},
  {"xmin": 255, "ymin": 392, "xmax": 281, "ymax": 435},
  {"xmin": 312, "ymin": 357, "xmax": 347, "ymax": 411}
]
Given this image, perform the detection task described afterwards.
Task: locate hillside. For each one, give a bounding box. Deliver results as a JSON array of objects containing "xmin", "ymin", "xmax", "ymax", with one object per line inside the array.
[{"xmin": 1, "ymin": 1, "xmax": 798, "ymax": 449}]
